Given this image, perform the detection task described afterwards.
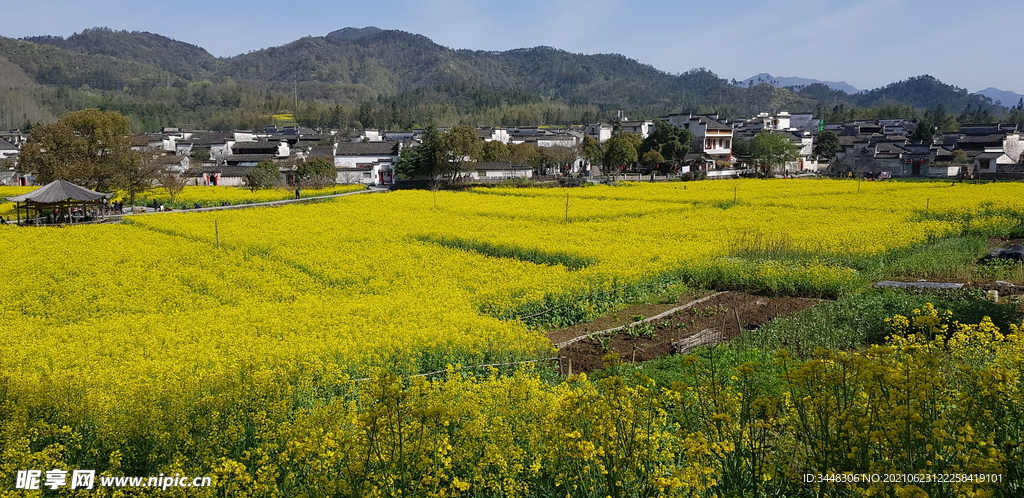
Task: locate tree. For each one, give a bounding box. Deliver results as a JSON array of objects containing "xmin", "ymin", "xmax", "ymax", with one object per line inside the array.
[
  {"xmin": 395, "ymin": 127, "xmax": 442, "ymax": 180},
  {"xmin": 542, "ymin": 145, "xmax": 578, "ymax": 175},
  {"xmin": 913, "ymin": 104, "xmax": 959, "ymax": 143},
  {"xmin": 509, "ymin": 143, "xmax": 541, "ymax": 168},
  {"xmin": 602, "ymin": 132, "xmax": 640, "ymax": 178},
  {"xmin": 190, "ymin": 148, "xmax": 211, "ymax": 162},
  {"xmin": 1008, "ymin": 99, "xmax": 1024, "ymax": 128},
  {"xmin": 813, "ymin": 130, "xmax": 841, "ymax": 158},
  {"xmin": 731, "ymin": 137, "xmax": 753, "ymax": 157},
  {"xmin": 17, "ymin": 109, "xmax": 135, "ymax": 190},
  {"xmin": 114, "ymin": 153, "xmax": 163, "ymax": 207},
  {"xmin": 437, "ymin": 125, "xmax": 482, "ymax": 181},
  {"xmin": 296, "ymin": 158, "xmax": 336, "ymax": 188},
  {"xmin": 246, "ymin": 160, "xmax": 281, "ymax": 191},
  {"xmin": 641, "ymin": 150, "xmax": 665, "ymax": 173},
  {"xmin": 480, "ymin": 140, "xmax": 511, "ymax": 163},
  {"xmin": 639, "ymin": 120, "xmax": 694, "ymax": 168},
  {"xmin": 157, "ymin": 166, "xmax": 189, "ymax": 203},
  {"xmin": 751, "ymin": 132, "xmax": 800, "ymax": 177},
  {"xmin": 579, "ymin": 135, "xmax": 603, "ymax": 173}
]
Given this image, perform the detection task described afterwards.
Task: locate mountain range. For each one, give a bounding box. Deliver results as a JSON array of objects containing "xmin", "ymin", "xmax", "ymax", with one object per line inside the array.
[
  {"xmin": 737, "ymin": 73, "xmax": 860, "ymax": 94},
  {"xmin": 0, "ymin": 26, "xmax": 1017, "ymax": 132},
  {"xmin": 737, "ymin": 73, "xmax": 1024, "ymax": 110}
]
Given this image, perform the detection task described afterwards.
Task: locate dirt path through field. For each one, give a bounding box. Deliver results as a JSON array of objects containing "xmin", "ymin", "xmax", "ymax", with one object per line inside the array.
[{"xmin": 548, "ymin": 292, "xmax": 821, "ymax": 374}]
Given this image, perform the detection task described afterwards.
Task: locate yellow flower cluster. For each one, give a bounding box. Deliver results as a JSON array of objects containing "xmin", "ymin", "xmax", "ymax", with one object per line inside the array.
[
  {"xmin": 1, "ymin": 180, "xmax": 1023, "ymax": 496},
  {"xmin": 134, "ymin": 184, "xmax": 365, "ymax": 206},
  {"xmin": 0, "ymin": 186, "xmax": 37, "ymax": 217}
]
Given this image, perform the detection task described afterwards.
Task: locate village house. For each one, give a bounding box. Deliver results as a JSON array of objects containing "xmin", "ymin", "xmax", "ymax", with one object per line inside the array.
[
  {"xmin": 954, "ymin": 125, "xmax": 1023, "ymax": 177},
  {"xmin": 349, "ymin": 129, "xmax": 384, "ymax": 142},
  {"xmin": 0, "ymin": 130, "xmax": 28, "ymax": 149},
  {"xmin": 469, "ymin": 162, "xmax": 533, "ymax": 180},
  {"xmin": 664, "ymin": 113, "xmax": 734, "ymax": 169},
  {"xmin": 477, "ymin": 127, "xmax": 511, "ymax": 143},
  {"xmin": 180, "ymin": 131, "xmax": 236, "ymax": 161},
  {"xmin": 384, "ymin": 130, "xmax": 422, "ymax": 142},
  {"xmin": 584, "ymin": 123, "xmax": 613, "ymax": 143},
  {"xmin": 618, "ymin": 120, "xmax": 654, "ymax": 139},
  {"xmin": 0, "ymin": 138, "xmax": 19, "ymax": 161},
  {"xmin": 333, "ymin": 142, "xmax": 401, "ymax": 185}
]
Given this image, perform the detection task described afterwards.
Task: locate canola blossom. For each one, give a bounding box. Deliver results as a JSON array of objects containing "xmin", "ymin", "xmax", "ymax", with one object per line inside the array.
[
  {"xmin": 0, "ymin": 186, "xmax": 37, "ymax": 217},
  {"xmin": 1, "ymin": 180, "xmax": 1023, "ymax": 497},
  {"xmin": 133, "ymin": 184, "xmax": 365, "ymax": 207}
]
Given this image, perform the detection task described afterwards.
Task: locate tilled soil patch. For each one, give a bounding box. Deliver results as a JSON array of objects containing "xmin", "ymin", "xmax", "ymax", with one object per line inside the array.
[{"xmin": 550, "ymin": 292, "xmax": 821, "ymax": 374}]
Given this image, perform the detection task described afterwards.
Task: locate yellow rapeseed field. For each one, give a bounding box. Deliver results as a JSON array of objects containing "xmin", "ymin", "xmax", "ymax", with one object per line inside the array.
[
  {"xmin": 0, "ymin": 186, "xmax": 36, "ymax": 218},
  {"xmin": 1, "ymin": 180, "xmax": 1022, "ymax": 497},
  {"xmin": 134, "ymin": 184, "xmax": 366, "ymax": 207}
]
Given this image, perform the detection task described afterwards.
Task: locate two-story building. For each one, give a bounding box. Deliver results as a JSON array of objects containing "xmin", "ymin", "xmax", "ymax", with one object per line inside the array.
[
  {"xmin": 334, "ymin": 142, "xmax": 401, "ymax": 185},
  {"xmin": 955, "ymin": 125, "xmax": 1023, "ymax": 176},
  {"xmin": 664, "ymin": 113, "xmax": 734, "ymax": 168}
]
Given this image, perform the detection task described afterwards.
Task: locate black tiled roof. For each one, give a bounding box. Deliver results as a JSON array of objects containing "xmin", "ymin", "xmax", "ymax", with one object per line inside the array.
[
  {"xmin": 334, "ymin": 142, "xmax": 399, "ymax": 155},
  {"xmin": 975, "ymin": 152, "xmax": 1007, "ymax": 160},
  {"xmin": 957, "ymin": 134, "xmax": 1006, "ymax": 143},
  {"xmin": 307, "ymin": 146, "xmax": 335, "ymax": 159},
  {"xmin": 225, "ymin": 154, "xmax": 275, "ymax": 163},
  {"xmin": 189, "ymin": 131, "xmax": 234, "ymax": 146},
  {"xmin": 232, "ymin": 142, "xmax": 280, "ymax": 153}
]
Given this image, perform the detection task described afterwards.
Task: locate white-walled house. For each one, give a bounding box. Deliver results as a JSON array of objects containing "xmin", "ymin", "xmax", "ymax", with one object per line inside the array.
[
  {"xmin": 956, "ymin": 126, "xmax": 1024, "ymax": 176},
  {"xmin": 585, "ymin": 123, "xmax": 613, "ymax": 143},
  {"xmin": 619, "ymin": 121, "xmax": 654, "ymax": 139},
  {"xmin": 536, "ymin": 132, "xmax": 580, "ymax": 148},
  {"xmin": 334, "ymin": 142, "xmax": 401, "ymax": 185},
  {"xmin": 665, "ymin": 113, "xmax": 734, "ymax": 164},
  {"xmin": 0, "ymin": 139, "xmax": 18, "ymax": 160},
  {"xmin": 471, "ymin": 162, "xmax": 533, "ymax": 179},
  {"xmin": 477, "ymin": 127, "xmax": 511, "ymax": 143},
  {"xmin": 349, "ymin": 129, "xmax": 384, "ymax": 142}
]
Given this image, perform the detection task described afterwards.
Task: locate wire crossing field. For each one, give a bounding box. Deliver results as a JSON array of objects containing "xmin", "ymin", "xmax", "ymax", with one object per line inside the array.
[{"xmin": 1, "ymin": 180, "xmax": 1023, "ymax": 497}]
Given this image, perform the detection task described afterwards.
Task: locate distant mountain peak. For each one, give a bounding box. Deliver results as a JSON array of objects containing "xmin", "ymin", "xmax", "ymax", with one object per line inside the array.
[
  {"xmin": 326, "ymin": 27, "xmax": 383, "ymax": 42},
  {"xmin": 973, "ymin": 87, "xmax": 1024, "ymax": 107},
  {"xmin": 736, "ymin": 73, "xmax": 859, "ymax": 95}
]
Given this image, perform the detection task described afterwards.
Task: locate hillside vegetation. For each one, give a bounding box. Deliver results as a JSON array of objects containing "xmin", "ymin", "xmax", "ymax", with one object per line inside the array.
[{"xmin": 0, "ymin": 27, "xmax": 1010, "ymax": 131}]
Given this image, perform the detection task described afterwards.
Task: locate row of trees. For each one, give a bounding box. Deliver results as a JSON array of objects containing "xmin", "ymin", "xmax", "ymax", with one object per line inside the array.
[
  {"xmin": 16, "ymin": 108, "xmax": 175, "ymax": 205},
  {"xmin": 15, "ymin": 109, "xmax": 339, "ymax": 202},
  {"xmin": 245, "ymin": 158, "xmax": 337, "ymax": 191}
]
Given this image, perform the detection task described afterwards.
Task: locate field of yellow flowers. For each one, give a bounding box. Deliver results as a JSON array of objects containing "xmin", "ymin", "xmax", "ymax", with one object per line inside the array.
[
  {"xmin": 1, "ymin": 185, "xmax": 366, "ymax": 218},
  {"xmin": 1, "ymin": 179, "xmax": 1023, "ymax": 497},
  {"xmin": 0, "ymin": 186, "xmax": 36, "ymax": 218}
]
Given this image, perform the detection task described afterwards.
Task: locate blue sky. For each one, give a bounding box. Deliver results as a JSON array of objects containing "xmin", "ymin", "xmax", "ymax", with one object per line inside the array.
[{"xmin": 4, "ymin": 0, "xmax": 1022, "ymax": 95}]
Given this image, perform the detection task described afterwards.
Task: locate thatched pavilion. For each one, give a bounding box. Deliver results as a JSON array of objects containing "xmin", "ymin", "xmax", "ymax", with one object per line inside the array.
[{"xmin": 7, "ymin": 179, "xmax": 112, "ymax": 226}]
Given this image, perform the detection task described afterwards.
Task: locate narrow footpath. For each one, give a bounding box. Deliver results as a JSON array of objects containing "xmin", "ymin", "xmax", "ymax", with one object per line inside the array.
[{"xmin": 120, "ymin": 186, "xmax": 389, "ymax": 216}]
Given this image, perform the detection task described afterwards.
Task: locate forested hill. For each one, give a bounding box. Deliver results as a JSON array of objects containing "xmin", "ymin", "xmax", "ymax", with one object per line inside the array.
[
  {"xmin": 0, "ymin": 26, "xmax": 1010, "ymax": 131},
  {"xmin": 23, "ymin": 27, "xmax": 222, "ymax": 80}
]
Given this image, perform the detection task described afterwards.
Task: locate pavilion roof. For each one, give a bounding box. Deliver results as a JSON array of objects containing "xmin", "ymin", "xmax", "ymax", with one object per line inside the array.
[{"xmin": 7, "ymin": 179, "xmax": 112, "ymax": 203}]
